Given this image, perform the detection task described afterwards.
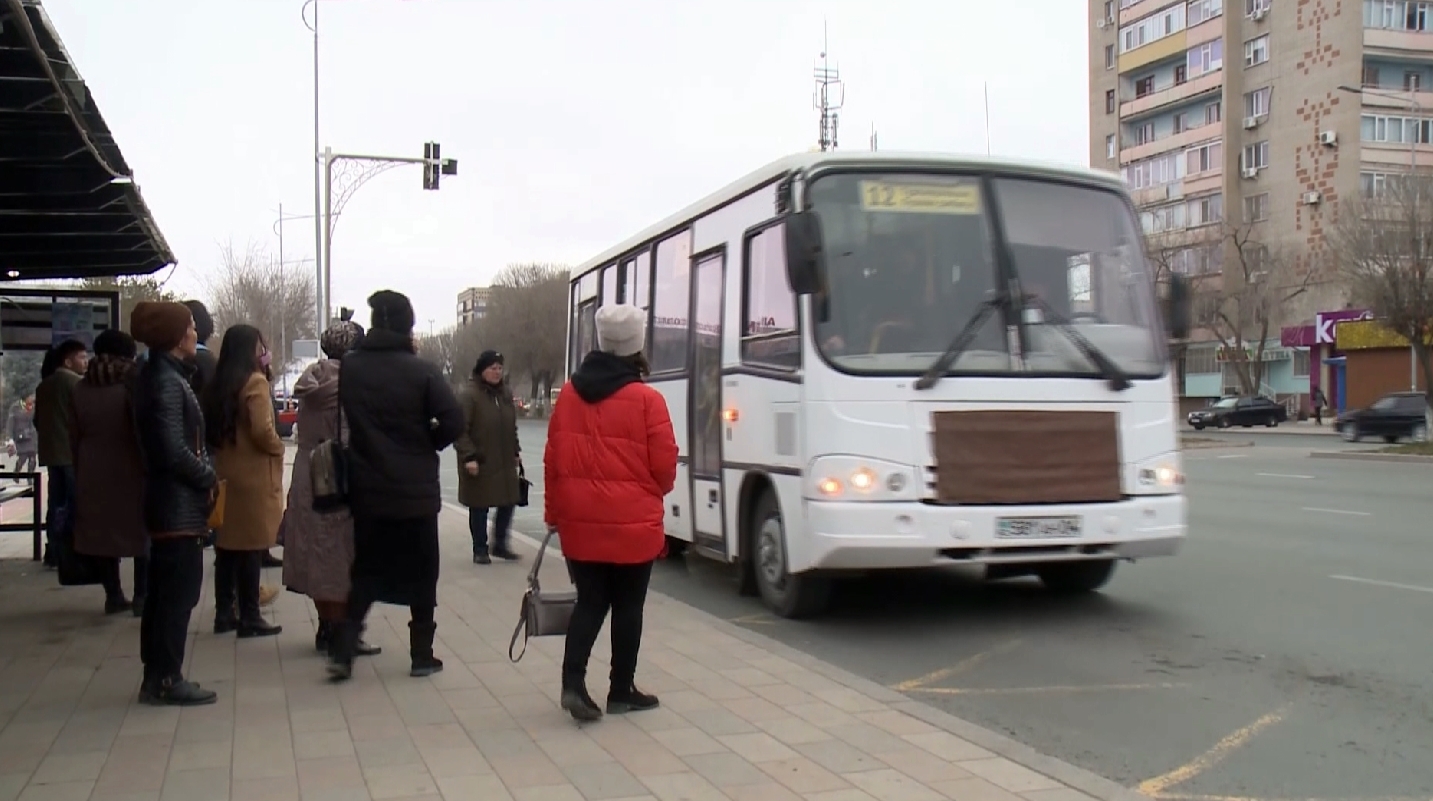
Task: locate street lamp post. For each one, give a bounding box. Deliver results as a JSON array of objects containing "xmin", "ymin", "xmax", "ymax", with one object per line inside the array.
[
  {"xmin": 302, "ymin": 0, "xmax": 323, "ymax": 342},
  {"xmin": 1338, "ymin": 84, "xmax": 1422, "ymax": 391}
]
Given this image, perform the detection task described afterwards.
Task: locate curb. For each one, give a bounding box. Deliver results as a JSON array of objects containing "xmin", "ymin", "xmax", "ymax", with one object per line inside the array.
[
  {"xmin": 446, "ymin": 502, "xmax": 1147, "ymax": 801},
  {"xmin": 1180, "ymin": 438, "xmax": 1254, "ymax": 450},
  {"xmin": 1310, "ymin": 450, "xmax": 1433, "ymax": 463}
]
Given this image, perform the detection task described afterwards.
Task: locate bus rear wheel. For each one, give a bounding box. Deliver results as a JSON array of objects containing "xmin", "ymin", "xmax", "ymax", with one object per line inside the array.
[
  {"xmin": 751, "ymin": 491, "xmax": 831, "ymax": 619},
  {"xmin": 1037, "ymin": 560, "xmax": 1116, "ymax": 594}
]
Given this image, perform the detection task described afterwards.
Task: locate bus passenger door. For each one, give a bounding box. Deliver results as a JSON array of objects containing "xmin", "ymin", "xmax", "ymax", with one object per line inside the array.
[{"xmin": 689, "ymin": 248, "xmax": 727, "ymax": 557}]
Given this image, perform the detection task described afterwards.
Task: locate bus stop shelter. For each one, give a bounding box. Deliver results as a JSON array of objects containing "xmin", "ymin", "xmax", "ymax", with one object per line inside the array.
[{"xmin": 1, "ymin": 0, "xmax": 177, "ymax": 559}]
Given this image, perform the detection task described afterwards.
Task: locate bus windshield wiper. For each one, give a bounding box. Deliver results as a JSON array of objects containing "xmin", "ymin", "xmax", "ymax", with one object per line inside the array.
[
  {"xmin": 1023, "ymin": 295, "xmax": 1132, "ymax": 392},
  {"xmin": 913, "ymin": 295, "xmax": 1005, "ymax": 391}
]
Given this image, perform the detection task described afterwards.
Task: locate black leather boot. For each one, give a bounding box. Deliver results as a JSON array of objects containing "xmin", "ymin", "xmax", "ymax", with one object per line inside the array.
[{"xmin": 408, "ymin": 620, "xmax": 444, "ymax": 677}]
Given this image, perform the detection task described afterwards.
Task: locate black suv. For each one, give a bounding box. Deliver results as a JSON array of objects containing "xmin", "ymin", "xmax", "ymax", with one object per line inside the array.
[
  {"xmin": 1336, "ymin": 391, "xmax": 1429, "ymax": 443},
  {"xmin": 1187, "ymin": 396, "xmax": 1288, "ymax": 430}
]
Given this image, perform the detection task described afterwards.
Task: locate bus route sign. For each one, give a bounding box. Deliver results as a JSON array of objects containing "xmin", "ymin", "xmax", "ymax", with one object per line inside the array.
[{"xmin": 859, "ymin": 180, "xmax": 980, "ymax": 214}]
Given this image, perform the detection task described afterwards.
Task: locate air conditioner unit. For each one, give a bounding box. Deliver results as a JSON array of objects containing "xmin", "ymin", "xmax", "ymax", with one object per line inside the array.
[
  {"xmin": 1242, "ymin": 166, "xmax": 1259, "ymax": 179},
  {"xmin": 1303, "ymin": 191, "xmax": 1323, "ymax": 205},
  {"xmin": 1097, "ymin": 18, "xmax": 1108, "ymax": 28},
  {"xmin": 1319, "ymin": 130, "xmax": 1338, "ymax": 146},
  {"xmin": 1251, "ymin": 8, "xmax": 1268, "ymax": 21},
  {"xmin": 1243, "ymin": 116, "xmax": 1260, "ymax": 129}
]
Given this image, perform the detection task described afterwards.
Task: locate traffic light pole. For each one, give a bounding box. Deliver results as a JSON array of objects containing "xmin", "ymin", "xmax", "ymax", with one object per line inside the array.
[{"xmin": 319, "ymin": 144, "xmax": 456, "ymax": 325}]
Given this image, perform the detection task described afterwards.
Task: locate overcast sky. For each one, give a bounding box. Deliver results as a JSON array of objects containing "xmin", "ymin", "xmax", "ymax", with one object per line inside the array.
[{"xmin": 44, "ymin": 0, "xmax": 1089, "ymax": 332}]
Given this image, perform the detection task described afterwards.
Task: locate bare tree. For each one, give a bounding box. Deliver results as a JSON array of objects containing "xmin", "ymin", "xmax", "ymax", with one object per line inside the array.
[
  {"xmin": 1192, "ymin": 224, "xmax": 1310, "ymax": 396},
  {"xmin": 1143, "ymin": 227, "xmax": 1221, "ymax": 371},
  {"xmin": 1329, "ymin": 176, "xmax": 1433, "ymax": 426},
  {"xmin": 451, "ymin": 319, "xmax": 487, "ymax": 388},
  {"xmin": 478, "ymin": 263, "xmax": 570, "ymax": 405},
  {"xmin": 203, "ymin": 241, "xmax": 318, "ymax": 374},
  {"xmin": 416, "ymin": 326, "xmax": 458, "ymax": 383}
]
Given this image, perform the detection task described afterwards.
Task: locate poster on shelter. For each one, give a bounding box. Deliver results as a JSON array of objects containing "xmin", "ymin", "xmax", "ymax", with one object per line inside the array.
[{"xmin": 51, "ymin": 302, "xmax": 96, "ymax": 351}]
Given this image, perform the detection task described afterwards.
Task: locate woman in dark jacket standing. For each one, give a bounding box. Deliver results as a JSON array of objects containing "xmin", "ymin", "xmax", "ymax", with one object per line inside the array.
[
  {"xmin": 455, "ymin": 350, "xmax": 522, "ymax": 564},
  {"xmin": 130, "ymin": 301, "xmax": 219, "ymax": 707},
  {"xmin": 329, "ymin": 290, "xmax": 464, "ymax": 682},
  {"xmin": 544, "ymin": 304, "xmax": 678, "ymax": 721},
  {"xmin": 69, "ymin": 329, "xmax": 149, "ymax": 616}
]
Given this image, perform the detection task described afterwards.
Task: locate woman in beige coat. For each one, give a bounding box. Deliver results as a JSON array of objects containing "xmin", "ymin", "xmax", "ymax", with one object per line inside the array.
[{"xmin": 203, "ymin": 324, "xmax": 285, "ymax": 638}]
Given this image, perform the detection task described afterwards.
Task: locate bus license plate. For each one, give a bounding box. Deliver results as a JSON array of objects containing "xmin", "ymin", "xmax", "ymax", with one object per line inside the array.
[{"xmin": 995, "ymin": 516, "xmax": 1082, "ymax": 539}]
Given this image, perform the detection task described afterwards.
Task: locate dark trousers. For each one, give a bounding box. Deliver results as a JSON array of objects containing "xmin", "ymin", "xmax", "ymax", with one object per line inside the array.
[
  {"xmin": 140, "ymin": 536, "xmax": 204, "ymax": 683},
  {"xmin": 562, "ymin": 560, "xmax": 654, "ymax": 690},
  {"xmin": 43, "ymin": 465, "xmax": 74, "ymax": 561},
  {"xmin": 338, "ymin": 514, "xmax": 439, "ymax": 661},
  {"xmin": 468, "ymin": 505, "xmax": 515, "ymax": 556},
  {"xmin": 99, "ymin": 556, "xmax": 150, "ymax": 601},
  {"xmin": 213, "ymin": 548, "xmax": 264, "ymax": 625}
]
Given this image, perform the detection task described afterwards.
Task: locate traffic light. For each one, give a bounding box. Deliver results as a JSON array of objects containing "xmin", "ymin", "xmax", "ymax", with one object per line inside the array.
[{"xmin": 422, "ymin": 141, "xmax": 459, "ymax": 190}]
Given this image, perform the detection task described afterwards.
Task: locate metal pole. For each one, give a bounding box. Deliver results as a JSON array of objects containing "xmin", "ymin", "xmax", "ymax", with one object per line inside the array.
[
  {"xmin": 323, "ymin": 146, "xmax": 334, "ymax": 327},
  {"xmin": 278, "ymin": 201, "xmax": 286, "ymax": 384},
  {"xmin": 1411, "ymin": 90, "xmax": 1420, "ymax": 390},
  {"xmin": 310, "ymin": 0, "xmax": 324, "ymax": 340}
]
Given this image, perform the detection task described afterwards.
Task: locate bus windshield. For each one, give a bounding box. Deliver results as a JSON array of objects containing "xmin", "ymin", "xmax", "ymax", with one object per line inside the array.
[{"xmin": 807, "ymin": 171, "xmax": 1167, "ymax": 380}]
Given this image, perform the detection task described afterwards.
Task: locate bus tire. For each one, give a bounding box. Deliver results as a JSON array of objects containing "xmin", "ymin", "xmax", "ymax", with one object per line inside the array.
[
  {"xmin": 1037, "ymin": 560, "xmax": 1116, "ymax": 594},
  {"xmin": 751, "ymin": 490, "xmax": 831, "ymax": 619}
]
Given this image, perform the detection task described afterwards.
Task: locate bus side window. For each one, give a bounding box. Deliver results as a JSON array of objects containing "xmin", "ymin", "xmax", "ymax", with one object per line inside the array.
[{"xmin": 741, "ymin": 222, "xmax": 800, "ymax": 370}]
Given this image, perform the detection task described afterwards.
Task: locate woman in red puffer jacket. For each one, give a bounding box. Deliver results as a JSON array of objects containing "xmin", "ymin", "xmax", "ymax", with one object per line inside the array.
[{"xmin": 544, "ymin": 303, "xmax": 678, "ymax": 723}]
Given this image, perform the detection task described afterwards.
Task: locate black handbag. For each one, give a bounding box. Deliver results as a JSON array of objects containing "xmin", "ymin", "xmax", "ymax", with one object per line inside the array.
[
  {"xmin": 310, "ymin": 390, "xmax": 350, "ymax": 512},
  {"xmin": 54, "ymin": 507, "xmax": 105, "ymax": 587},
  {"xmin": 517, "ymin": 464, "xmax": 531, "ymax": 508}
]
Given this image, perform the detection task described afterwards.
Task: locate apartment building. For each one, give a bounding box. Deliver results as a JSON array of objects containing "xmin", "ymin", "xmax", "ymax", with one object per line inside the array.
[
  {"xmin": 456, "ymin": 286, "xmax": 489, "ymax": 327},
  {"xmin": 1089, "ymin": 0, "xmax": 1433, "ymax": 408}
]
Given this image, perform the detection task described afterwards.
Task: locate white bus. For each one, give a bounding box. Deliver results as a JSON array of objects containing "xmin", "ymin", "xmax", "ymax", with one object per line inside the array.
[{"xmin": 565, "ymin": 151, "xmax": 1192, "ymax": 618}]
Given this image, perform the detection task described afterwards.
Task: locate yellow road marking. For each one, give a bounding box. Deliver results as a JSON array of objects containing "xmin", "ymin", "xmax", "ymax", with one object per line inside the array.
[
  {"xmin": 1138, "ymin": 704, "xmax": 1292, "ymax": 797},
  {"xmin": 909, "ymin": 682, "xmax": 1188, "ymax": 696},
  {"xmin": 890, "ymin": 639, "xmax": 1024, "ymax": 692}
]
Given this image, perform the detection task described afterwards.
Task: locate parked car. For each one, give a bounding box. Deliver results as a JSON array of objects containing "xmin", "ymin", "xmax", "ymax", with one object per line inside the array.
[
  {"xmin": 1335, "ymin": 391, "xmax": 1428, "ymax": 443},
  {"xmin": 1187, "ymin": 395, "xmax": 1288, "ymax": 430}
]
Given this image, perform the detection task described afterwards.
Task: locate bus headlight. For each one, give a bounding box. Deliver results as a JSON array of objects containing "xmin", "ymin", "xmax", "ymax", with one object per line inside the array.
[
  {"xmin": 1132, "ymin": 454, "xmax": 1183, "ymax": 494},
  {"xmin": 807, "ymin": 456, "xmax": 918, "ymax": 501}
]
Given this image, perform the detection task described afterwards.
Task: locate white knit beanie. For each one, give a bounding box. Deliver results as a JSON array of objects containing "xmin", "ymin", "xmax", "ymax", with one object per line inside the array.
[{"xmin": 596, "ymin": 304, "xmax": 646, "ymax": 357}]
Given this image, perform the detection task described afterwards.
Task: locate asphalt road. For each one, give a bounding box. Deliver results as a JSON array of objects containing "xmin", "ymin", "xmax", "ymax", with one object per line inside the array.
[{"xmin": 452, "ymin": 420, "xmax": 1433, "ymax": 800}]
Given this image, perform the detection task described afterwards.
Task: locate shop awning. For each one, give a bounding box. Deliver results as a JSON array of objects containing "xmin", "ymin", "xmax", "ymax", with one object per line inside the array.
[{"xmin": 0, "ymin": 0, "xmax": 176, "ymax": 281}]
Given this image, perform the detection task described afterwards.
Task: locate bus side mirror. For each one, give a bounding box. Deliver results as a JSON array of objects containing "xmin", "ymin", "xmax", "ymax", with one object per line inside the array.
[
  {"xmin": 784, "ymin": 211, "xmax": 825, "ymax": 296},
  {"xmin": 1166, "ymin": 273, "xmax": 1191, "ymax": 341}
]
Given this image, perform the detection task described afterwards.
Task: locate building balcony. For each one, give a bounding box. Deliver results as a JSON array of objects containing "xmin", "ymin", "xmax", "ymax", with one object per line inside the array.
[
  {"xmin": 1360, "ymin": 140, "xmax": 1433, "ymax": 167},
  {"xmin": 1120, "ymin": 69, "xmax": 1223, "ymax": 119},
  {"xmin": 1355, "ymin": 86, "xmax": 1433, "ymax": 112},
  {"xmin": 1133, "ymin": 181, "xmax": 1183, "ymax": 206},
  {"xmin": 1119, "ymin": 0, "xmax": 1180, "ymax": 27},
  {"xmin": 1120, "ymin": 124, "xmax": 1222, "ymax": 165},
  {"xmin": 1119, "ymin": 30, "xmax": 1188, "ymax": 73},
  {"xmin": 1183, "ymin": 168, "xmax": 1223, "ymax": 195},
  {"xmin": 1364, "ymin": 26, "xmax": 1433, "ymax": 57}
]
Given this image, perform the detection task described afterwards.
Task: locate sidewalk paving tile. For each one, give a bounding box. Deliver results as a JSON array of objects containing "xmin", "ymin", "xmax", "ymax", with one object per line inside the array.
[{"xmin": 0, "ymin": 506, "xmax": 1141, "ymax": 801}]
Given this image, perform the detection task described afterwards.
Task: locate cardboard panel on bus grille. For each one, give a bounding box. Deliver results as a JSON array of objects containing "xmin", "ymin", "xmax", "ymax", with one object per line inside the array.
[{"xmin": 931, "ymin": 410, "xmax": 1122, "ymax": 504}]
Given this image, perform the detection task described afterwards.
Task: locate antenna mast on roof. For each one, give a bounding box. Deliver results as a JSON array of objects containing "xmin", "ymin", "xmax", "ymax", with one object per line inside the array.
[
  {"xmin": 870, "ymin": 124, "xmax": 878, "ymax": 152},
  {"xmin": 813, "ymin": 22, "xmax": 844, "ymax": 152}
]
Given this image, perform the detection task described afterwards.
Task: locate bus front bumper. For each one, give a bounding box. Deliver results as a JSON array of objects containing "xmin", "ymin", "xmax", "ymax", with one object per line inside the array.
[{"xmin": 797, "ymin": 495, "xmax": 1185, "ymax": 572}]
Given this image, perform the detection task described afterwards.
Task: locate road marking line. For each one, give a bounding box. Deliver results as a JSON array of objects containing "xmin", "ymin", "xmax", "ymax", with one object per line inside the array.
[
  {"xmin": 1256, "ymin": 472, "xmax": 1315, "ymax": 479},
  {"xmin": 1137, "ymin": 704, "xmax": 1292, "ymax": 797},
  {"xmin": 1330, "ymin": 574, "xmax": 1433, "ymax": 595},
  {"xmin": 890, "ymin": 639, "xmax": 1024, "ymax": 692},
  {"xmin": 1300, "ymin": 507, "xmax": 1371, "ymax": 516},
  {"xmin": 1216, "ymin": 454, "xmax": 1249, "ymax": 459},
  {"xmin": 908, "ymin": 682, "xmax": 1187, "ymax": 696},
  {"xmin": 1154, "ymin": 794, "xmax": 1430, "ymax": 801},
  {"xmin": 729, "ymin": 614, "xmax": 778, "ymax": 625}
]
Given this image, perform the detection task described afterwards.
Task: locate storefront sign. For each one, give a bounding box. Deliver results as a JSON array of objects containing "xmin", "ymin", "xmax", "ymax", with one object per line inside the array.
[{"xmin": 1315, "ymin": 309, "xmax": 1373, "ymax": 344}]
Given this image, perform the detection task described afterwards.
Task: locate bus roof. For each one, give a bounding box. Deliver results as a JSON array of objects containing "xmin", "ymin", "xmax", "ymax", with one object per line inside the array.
[{"xmin": 572, "ymin": 151, "xmax": 1127, "ymax": 279}]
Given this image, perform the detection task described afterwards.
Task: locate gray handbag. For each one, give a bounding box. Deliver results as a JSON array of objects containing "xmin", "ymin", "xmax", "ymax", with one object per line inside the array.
[{"xmin": 508, "ymin": 530, "xmax": 578, "ymax": 662}]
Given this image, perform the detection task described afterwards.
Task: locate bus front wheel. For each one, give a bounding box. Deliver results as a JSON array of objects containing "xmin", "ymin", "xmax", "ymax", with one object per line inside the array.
[
  {"xmin": 1037, "ymin": 560, "xmax": 1117, "ymax": 594},
  {"xmin": 751, "ymin": 491, "xmax": 831, "ymax": 619}
]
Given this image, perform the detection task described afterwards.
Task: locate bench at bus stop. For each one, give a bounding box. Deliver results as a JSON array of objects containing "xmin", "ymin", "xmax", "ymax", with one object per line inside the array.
[{"xmin": 0, "ymin": 471, "xmax": 43, "ymax": 561}]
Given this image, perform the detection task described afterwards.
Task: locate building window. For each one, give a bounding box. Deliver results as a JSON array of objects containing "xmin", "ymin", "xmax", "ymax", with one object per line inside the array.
[
  {"xmin": 1244, "ymin": 192, "xmax": 1270, "ymax": 221},
  {"xmin": 1206, "ymin": 101, "xmax": 1222, "ymax": 124},
  {"xmin": 1364, "ymin": 0, "xmax": 1433, "ymax": 31},
  {"xmin": 1105, "ymin": 0, "xmax": 1116, "ymax": 22},
  {"xmin": 742, "ymin": 223, "xmax": 799, "ymax": 369},
  {"xmin": 1188, "ymin": 0, "xmax": 1225, "ymax": 25},
  {"xmin": 1123, "ymin": 151, "xmax": 1187, "ymax": 189},
  {"xmin": 1243, "ymin": 140, "xmax": 1270, "ymax": 169},
  {"xmin": 1361, "ymin": 113, "xmax": 1433, "ymax": 143},
  {"xmin": 1188, "ymin": 193, "xmax": 1223, "ymax": 227},
  {"xmin": 1185, "ymin": 346, "xmax": 1218, "ymax": 374},
  {"xmin": 1187, "ymin": 38, "xmax": 1224, "ymax": 77},
  {"xmin": 1292, "ymin": 348, "xmax": 1310, "ymax": 377},
  {"xmin": 1135, "ymin": 75, "xmax": 1156, "ymax": 97},
  {"xmin": 1244, "ymin": 86, "xmax": 1272, "ymax": 118},
  {"xmin": 1174, "ymin": 112, "xmax": 1190, "ymax": 132},
  {"xmin": 1135, "ymin": 122, "xmax": 1156, "ymax": 144},
  {"xmin": 1364, "ymin": 64, "xmax": 1380, "ymax": 87},
  {"xmin": 1105, "ymin": 44, "xmax": 1116, "ymax": 69},
  {"xmin": 1141, "ymin": 202, "xmax": 1188, "ymax": 233},
  {"xmin": 1175, "ymin": 64, "xmax": 1189, "ymax": 85},
  {"xmin": 1244, "ymin": 35, "xmax": 1269, "ymax": 67},
  {"xmin": 1407, "ymin": 70, "xmax": 1423, "ymax": 91},
  {"xmin": 1186, "ymin": 140, "xmax": 1223, "ymax": 173},
  {"xmin": 1107, "ymin": 134, "xmax": 1117, "ymax": 158},
  {"xmin": 1247, "ymin": 0, "xmax": 1271, "ymax": 14},
  {"xmin": 1106, "ymin": 89, "xmax": 1116, "ymax": 113},
  {"xmin": 1360, "ymin": 171, "xmax": 1407, "ymax": 197},
  {"xmin": 649, "ymin": 230, "xmax": 692, "ymax": 373},
  {"xmin": 1120, "ymin": 3, "xmax": 1187, "ymax": 53}
]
